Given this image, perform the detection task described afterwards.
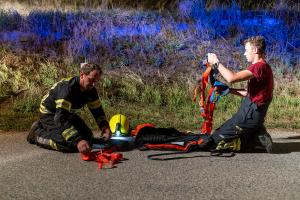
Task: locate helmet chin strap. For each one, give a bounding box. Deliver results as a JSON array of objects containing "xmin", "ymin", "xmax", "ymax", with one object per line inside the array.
[{"xmin": 115, "ymin": 123, "xmax": 121, "ymax": 137}]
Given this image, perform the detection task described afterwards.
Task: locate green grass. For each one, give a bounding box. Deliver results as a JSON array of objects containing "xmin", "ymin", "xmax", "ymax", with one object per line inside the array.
[{"xmin": 1, "ymin": 60, "xmax": 299, "ymax": 132}]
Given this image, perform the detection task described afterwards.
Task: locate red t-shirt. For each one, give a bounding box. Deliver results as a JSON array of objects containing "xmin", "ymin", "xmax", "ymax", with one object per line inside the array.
[{"xmin": 247, "ymin": 61, "xmax": 274, "ymax": 106}]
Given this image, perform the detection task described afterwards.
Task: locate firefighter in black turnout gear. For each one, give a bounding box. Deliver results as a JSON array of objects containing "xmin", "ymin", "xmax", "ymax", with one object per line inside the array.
[{"xmin": 27, "ymin": 63, "xmax": 111, "ymax": 153}]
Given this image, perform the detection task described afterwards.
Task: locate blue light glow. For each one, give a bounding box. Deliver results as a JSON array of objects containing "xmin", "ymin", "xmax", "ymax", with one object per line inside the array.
[{"xmin": 0, "ymin": 7, "xmax": 298, "ymax": 64}]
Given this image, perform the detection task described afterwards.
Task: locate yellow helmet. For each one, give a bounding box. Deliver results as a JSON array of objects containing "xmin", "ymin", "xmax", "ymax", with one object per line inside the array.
[{"xmin": 109, "ymin": 114, "xmax": 130, "ymax": 136}]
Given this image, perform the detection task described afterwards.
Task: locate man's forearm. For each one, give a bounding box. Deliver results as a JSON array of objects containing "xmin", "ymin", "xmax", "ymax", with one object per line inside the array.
[
  {"xmin": 229, "ymin": 88, "xmax": 248, "ymax": 97},
  {"xmin": 98, "ymin": 119, "xmax": 110, "ymax": 131},
  {"xmin": 216, "ymin": 62, "xmax": 236, "ymax": 83}
]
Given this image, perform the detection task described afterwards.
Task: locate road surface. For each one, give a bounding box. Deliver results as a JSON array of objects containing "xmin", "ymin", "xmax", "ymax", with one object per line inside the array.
[{"xmin": 1, "ymin": 130, "xmax": 300, "ymax": 200}]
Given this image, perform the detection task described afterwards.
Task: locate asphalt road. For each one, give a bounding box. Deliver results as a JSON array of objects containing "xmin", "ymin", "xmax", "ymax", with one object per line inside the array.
[{"xmin": 1, "ymin": 130, "xmax": 300, "ymax": 200}]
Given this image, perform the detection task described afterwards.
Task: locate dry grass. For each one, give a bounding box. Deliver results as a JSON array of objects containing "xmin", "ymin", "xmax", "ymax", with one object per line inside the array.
[
  {"xmin": 0, "ymin": 2, "xmax": 299, "ymax": 131},
  {"xmin": 1, "ymin": 48, "xmax": 299, "ymax": 131}
]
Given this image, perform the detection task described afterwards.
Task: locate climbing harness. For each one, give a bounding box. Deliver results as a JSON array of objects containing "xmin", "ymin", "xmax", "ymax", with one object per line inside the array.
[{"xmin": 193, "ymin": 59, "xmax": 229, "ymax": 134}]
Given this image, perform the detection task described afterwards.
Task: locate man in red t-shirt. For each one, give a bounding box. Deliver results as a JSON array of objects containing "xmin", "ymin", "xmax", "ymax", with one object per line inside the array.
[{"xmin": 206, "ymin": 36, "xmax": 274, "ymax": 153}]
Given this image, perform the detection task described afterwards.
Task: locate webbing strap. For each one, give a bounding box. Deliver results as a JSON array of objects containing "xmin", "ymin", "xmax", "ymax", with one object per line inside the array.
[
  {"xmin": 194, "ymin": 62, "xmax": 229, "ymax": 134},
  {"xmin": 144, "ymin": 141, "xmax": 196, "ymax": 152},
  {"xmin": 81, "ymin": 148, "xmax": 123, "ymax": 170},
  {"xmin": 200, "ymin": 66, "xmax": 212, "ymax": 108},
  {"xmin": 196, "ymin": 64, "xmax": 216, "ymax": 134},
  {"xmin": 144, "ymin": 138, "xmax": 204, "ymax": 152}
]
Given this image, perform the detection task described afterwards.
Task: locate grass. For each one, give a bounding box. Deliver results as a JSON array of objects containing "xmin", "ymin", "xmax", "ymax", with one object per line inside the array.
[
  {"xmin": 0, "ymin": 53, "xmax": 299, "ymax": 132},
  {"xmin": 0, "ymin": 3, "xmax": 299, "ymax": 131}
]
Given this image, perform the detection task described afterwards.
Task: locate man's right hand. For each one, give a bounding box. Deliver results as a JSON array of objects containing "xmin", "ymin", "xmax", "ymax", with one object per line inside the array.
[
  {"xmin": 101, "ymin": 127, "xmax": 112, "ymax": 141},
  {"xmin": 207, "ymin": 53, "xmax": 219, "ymax": 66},
  {"xmin": 77, "ymin": 140, "xmax": 91, "ymax": 153}
]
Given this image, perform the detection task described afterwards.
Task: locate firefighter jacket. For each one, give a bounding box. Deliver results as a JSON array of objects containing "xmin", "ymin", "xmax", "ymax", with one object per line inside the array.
[{"xmin": 39, "ymin": 76, "xmax": 108, "ymax": 140}]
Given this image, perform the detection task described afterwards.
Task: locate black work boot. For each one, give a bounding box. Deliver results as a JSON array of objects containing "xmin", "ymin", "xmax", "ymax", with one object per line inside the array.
[
  {"xmin": 255, "ymin": 127, "xmax": 273, "ymax": 153},
  {"xmin": 27, "ymin": 120, "xmax": 42, "ymax": 144}
]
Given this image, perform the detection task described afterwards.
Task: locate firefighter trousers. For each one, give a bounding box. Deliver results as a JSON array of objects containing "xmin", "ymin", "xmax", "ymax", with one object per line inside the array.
[{"xmin": 35, "ymin": 113, "xmax": 93, "ymax": 152}]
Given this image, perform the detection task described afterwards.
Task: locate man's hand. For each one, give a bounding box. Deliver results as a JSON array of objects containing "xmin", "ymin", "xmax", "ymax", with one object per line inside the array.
[
  {"xmin": 77, "ymin": 140, "xmax": 91, "ymax": 153},
  {"xmin": 207, "ymin": 53, "xmax": 219, "ymax": 66},
  {"xmin": 101, "ymin": 127, "xmax": 112, "ymax": 141}
]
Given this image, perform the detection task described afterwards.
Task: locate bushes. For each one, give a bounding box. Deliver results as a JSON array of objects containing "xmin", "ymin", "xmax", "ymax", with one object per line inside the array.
[
  {"xmin": 0, "ymin": 63, "xmax": 29, "ymax": 97},
  {"xmin": 0, "ymin": 6, "xmax": 299, "ymax": 75},
  {"xmin": 38, "ymin": 62, "xmax": 58, "ymax": 88},
  {"xmin": 102, "ymin": 70, "xmax": 188, "ymax": 109},
  {"xmin": 0, "ymin": 57, "xmax": 300, "ymax": 131},
  {"xmin": 0, "ymin": 10, "xmax": 22, "ymax": 31},
  {"xmin": 2, "ymin": 0, "xmax": 293, "ymax": 10},
  {"xmin": 0, "ymin": 3, "xmax": 299, "ymax": 131}
]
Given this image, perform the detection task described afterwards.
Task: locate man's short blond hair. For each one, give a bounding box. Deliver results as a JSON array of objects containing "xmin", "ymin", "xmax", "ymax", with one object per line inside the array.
[
  {"xmin": 80, "ymin": 63, "xmax": 102, "ymax": 75},
  {"xmin": 244, "ymin": 36, "xmax": 266, "ymax": 55}
]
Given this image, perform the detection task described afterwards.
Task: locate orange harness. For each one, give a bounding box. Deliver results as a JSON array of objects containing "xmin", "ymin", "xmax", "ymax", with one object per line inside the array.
[
  {"xmin": 81, "ymin": 148, "xmax": 123, "ymax": 170},
  {"xmin": 193, "ymin": 62, "xmax": 228, "ymax": 134},
  {"xmin": 193, "ymin": 63, "xmax": 214, "ymax": 134}
]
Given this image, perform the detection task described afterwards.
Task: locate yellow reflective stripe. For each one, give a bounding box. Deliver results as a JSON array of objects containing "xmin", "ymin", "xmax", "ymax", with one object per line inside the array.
[
  {"xmin": 216, "ymin": 138, "xmax": 241, "ymax": 151},
  {"xmin": 39, "ymin": 104, "xmax": 52, "ymax": 114},
  {"xmin": 62, "ymin": 126, "xmax": 77, "ymax": 141},
  {"xmin": 62, "ymin": 77, "xmax": 72, "ymax": 82},
  {"xmin": 41, "ymin": 93, "xmax": 49, "ymax": 104},
  {"xmin": 49, "ymin": 139, "xmax": 59, "ymax": 150},
  {"xmin": 55, "ymin": 99, "xmax": 72, "ymax": 112},
  {"xmin": 234, "ymin": 138, "xmax": 241, "ymax": 151},
  {"xmin": 51, "ymin": 82, "xmax": 59, "ymax": 90},
  {"xmin": 39, "ymin": 93, "xmax": 51, "ymax": 114},
  {"xmin": 51, "ymin": 77, "xmax": 72, "ymax": 90},
  {"xmin": 216, "ymin": 141, "xmax": 224, "ymax": 151},
  {"xmin": 87, "ymin": 99, "xmax": 101, "ymax": 109}
]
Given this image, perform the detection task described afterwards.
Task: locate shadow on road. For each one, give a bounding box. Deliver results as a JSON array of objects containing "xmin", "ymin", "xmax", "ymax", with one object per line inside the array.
[
  {"xmin": 284, "ymin": 136, "xmax": 300, "ymax": 140},
  {"xmin": 272, "ymin": 141, "xmax": 300, "ymax": 154}
]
